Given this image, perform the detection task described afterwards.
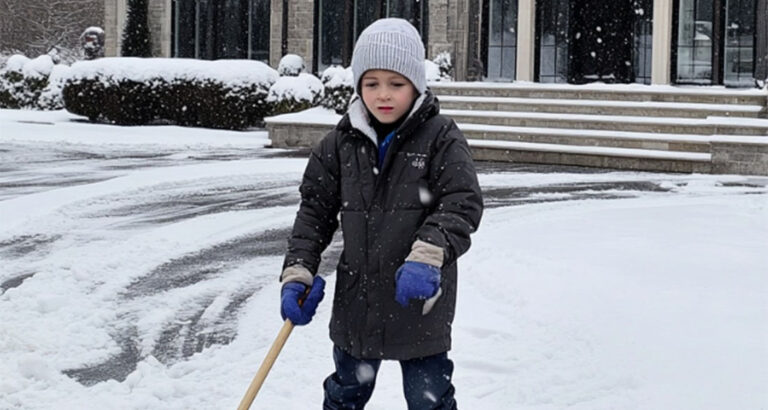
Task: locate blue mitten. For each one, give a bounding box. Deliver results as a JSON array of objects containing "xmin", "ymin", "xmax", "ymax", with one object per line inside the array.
[
  {"xmin": 394, "ymin": 261, "xmax": 441, "ymax": 307},
  {"xmin": 281, "ymin": 275, "xmax": 325, "ymax": 325}
]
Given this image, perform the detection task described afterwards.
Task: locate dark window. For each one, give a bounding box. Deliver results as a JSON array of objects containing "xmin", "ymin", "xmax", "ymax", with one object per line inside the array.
[
  {"xmin": 724, "ymin": 0, "xmax": 756, "ymax": 86},
  {"xmin": 387, "ymin": 0, "xmax": 427, "ymax": 41},
  {"xmin": 355, "ymin": 0, "xmax": 382, "ymax": 39},
  {"xmin": 218, "ymin": 0, "xmax": 249, "ymax": 58},
  {"xmin": 172, "ymin": 0, "xmax": 270, "ymax": 61},
  {"xmin": 318, "ymin": 0, "xmax": 352, "ymax": 71},
  {"xmin": 537, "ymin": 0, "xmax": 569, "ymax": 83},
  {"xmin": 172, "ymin": 0, "xmax": 197, "ymax": 57},
  {"xmin": 250, "ymin": 0, "xmax": 271, "ymax": 62},
  {"xmin": 675, "ymin": 0, "xmax": 716, "ymax": 84},
  {"xmin": 633, "ymin": 0, "xmax": 654, "ymax": 84},
  {"xmin": 487, "ymin": 0, "xmax": 518, "ymax": 80},
  {"xmin": 316, "ymin": 0, "xmax": 428, "ymax": 73}
]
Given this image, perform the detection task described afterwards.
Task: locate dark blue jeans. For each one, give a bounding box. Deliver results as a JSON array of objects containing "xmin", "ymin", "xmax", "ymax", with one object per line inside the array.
[{"xmin": 323, "ymin": 345, "xmax": 457, "ymax": 409}]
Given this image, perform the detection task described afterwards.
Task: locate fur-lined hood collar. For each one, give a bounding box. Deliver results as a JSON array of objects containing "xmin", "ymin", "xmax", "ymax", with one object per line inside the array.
[{"xmin": 337, "ymin": 91, "xmax": 439, "ymax": 145}]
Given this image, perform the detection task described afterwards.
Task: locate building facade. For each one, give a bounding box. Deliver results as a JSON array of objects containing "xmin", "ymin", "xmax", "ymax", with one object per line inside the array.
[{"xmin": 104, "ymin": 0, "xmax": 768, "ymax": 87}]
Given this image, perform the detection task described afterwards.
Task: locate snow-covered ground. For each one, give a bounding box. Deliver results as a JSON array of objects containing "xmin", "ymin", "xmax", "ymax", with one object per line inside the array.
[{"xmin": 1, "ymin": 109, "xmax": 767, "ymax": 410}]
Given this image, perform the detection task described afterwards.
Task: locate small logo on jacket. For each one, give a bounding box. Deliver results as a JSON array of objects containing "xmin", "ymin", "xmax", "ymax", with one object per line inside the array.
[{"xmin": 406, "ymin": 152, "xmax": 427, "ymax": 170}]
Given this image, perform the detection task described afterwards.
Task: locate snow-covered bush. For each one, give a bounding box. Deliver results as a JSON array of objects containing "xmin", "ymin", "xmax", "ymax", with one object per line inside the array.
[
  {"xmin": 62, "ymin": 58, "xmax": 279, "ymax": 129},
  {"xmin": 424, "ymin": 60, "xmax": 441, "ymax": 83},
  {"xmin": 425, "ymin": 51, "xmax": 453, "ymax": 83},
  {"xmin": 267, "ymin": 72, "xmax": 324, "ymax": 115},
  {"xmin": 37, "ymin": 65, "xmax": 72, "ymax": 110},
  {"xmin": 320, "ymin": 65, "xmax": 354, "ymax": 114},
  {"xmin": 277, "ymin": 54, "xmax": 305, "ymax": 76},
  {"xmin": 0, "ymin": 54, "xmax": 62, "ymax": 109},
  {"xmin": 433, "ymin": 51, "xmax": 453, "ymax": 81}
]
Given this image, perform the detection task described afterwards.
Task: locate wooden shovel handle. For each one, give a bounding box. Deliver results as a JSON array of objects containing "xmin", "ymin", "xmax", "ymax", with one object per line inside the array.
[{"xmin": 237, "ymin": 319, "xmax": 295, "ymax": 410}]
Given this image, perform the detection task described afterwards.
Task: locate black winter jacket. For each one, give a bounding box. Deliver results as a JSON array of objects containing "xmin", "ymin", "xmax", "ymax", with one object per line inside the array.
[{"xmin": 284, "ymin": 91, "xmax": 483, "ymax": 359}]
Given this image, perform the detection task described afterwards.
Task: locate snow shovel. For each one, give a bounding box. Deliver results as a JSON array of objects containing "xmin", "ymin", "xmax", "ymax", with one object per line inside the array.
[{"xmin": 237, "ymin": 318, "xmax": 296, "ymax": 410}]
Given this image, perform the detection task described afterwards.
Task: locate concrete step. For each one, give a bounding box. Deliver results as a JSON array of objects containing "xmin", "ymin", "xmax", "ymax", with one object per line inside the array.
[
  {"xmin": 430, "ymin": 82, "xmax": 768, "ymax": 106},
  {"xmin": 467, "ymin": 138, "xmax": 712, "ymax": 173},
  {"xmin": 437, "ymin": 95, "xmax": 765, "ymax": 118},
  {"xmin": 443, "ymin": 109, "xmax": 768, "ymax": 136},
  {"xmin": 457, "ymin": 123, "xmax": 714, "ymax": 153}
]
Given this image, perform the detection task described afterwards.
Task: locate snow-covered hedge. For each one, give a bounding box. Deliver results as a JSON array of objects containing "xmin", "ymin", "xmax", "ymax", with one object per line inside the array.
[
  {"xmin": 267, "ymin": 72, "xmax": 324, "ymax": 115},
  {"xmin": 320, "ymin": 66, "xmax": 354, "ymax": 114},
  {"xmin": 62, "ymin": 58, "xmax": 279, "ymax": 129},
  {"xmin": 0, "ymin": 54, "xmax": 65, "ymax": 109}
]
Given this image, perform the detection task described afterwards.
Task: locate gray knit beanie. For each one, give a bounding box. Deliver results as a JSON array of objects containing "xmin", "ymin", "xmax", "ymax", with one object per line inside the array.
[{"xmin": 351, "ymin": 18, "xmax": 426, "ymax": 95}]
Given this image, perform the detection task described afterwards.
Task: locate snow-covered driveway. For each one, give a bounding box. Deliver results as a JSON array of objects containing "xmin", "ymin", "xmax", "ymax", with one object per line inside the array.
[{"xmin": 1, "ymin": 109, "xmax": 767, "ymax": 409}]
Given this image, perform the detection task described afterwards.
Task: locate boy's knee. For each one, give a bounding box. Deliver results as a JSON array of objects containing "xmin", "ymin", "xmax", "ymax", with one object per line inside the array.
[{"xmin": 323, "ymin": 373, "xmax": 375, "ymax": 410}]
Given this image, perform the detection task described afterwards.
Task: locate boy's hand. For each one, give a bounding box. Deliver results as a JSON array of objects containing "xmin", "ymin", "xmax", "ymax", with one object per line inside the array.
[
  {"xmin": 281, "ymin": 276, "xmax": 325, "ymax": 325},
  {"xmin": 394, "ymin": 261, "xmax": 441, "ymax": 309}
]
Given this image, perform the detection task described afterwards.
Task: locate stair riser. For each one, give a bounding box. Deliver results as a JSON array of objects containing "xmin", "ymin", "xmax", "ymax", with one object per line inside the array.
[
  {"xmin": 439, "ymin": 100, "xmax": 761, "ymax": 118},
  {"xmin": 447, "ymin": 115, "xmax": 768, "ymax": 136},
  {"xmin": 463, "ymin": 130, "xmax": 711, "ymax": 153},
  {"xmin": 431, "ymin": 86, "xmax": 767, "ymax": 106},
  {"xmin": 470, "ymin": 146, "xmax": 713, "ymax": 173}
]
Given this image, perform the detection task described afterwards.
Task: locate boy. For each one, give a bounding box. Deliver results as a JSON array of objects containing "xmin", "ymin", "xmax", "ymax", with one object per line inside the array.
[{"xmin": 279, "ymin": 18, "xmax": 483, "ymax": 409}]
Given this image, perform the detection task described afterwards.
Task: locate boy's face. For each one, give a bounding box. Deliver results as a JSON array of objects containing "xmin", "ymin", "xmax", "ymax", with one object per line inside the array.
[{"xmin": 360, "ymin": 70, "xmax": 418, "ymax": 124}]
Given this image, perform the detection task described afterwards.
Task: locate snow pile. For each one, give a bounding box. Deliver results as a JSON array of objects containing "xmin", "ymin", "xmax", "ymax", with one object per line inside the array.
[
  {"xmin": 277, "ymin": 54, "xmax": 306, "ymax": 76},
  {"xmin": 424, "ymin": 60, "xmax": 441, "ymax": 82},
  {"xmin": 22, "ymin": 55, "xmax": 56, "ymax": 79},
  {"xmin": 3, "ymin": 54, "xmax": 31, "ymax": 73}
]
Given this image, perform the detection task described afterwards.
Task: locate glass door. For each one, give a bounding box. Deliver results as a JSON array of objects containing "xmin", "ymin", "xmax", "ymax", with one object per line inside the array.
[{"xmin": 674, "ymin": 0, "xmax": 757, "ymax": 86}]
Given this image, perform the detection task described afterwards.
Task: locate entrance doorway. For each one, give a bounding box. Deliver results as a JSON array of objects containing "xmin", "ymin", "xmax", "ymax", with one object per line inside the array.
[
  {"xmin": 570, "ymin": 0, "xmax": 634, "ymax": 83},
  {"xmin": 536, "ymin": 0, "xmax": 653, "ymax": 84}
]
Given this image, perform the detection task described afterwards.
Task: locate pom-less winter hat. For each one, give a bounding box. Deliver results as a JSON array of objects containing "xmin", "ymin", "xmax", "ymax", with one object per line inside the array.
[{"xmin": 351, "ymin": 18, "xmax": 427, "ymax": 95}]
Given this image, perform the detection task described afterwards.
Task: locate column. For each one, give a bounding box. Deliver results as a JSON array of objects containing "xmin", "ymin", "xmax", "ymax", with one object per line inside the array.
[
  {"xmin": 651, "ymin": 0, "xmax": 673, "ymax": 85},
  {"xmin": 516, "ymin": 0, "xmax": 536, "ymax": 82}
]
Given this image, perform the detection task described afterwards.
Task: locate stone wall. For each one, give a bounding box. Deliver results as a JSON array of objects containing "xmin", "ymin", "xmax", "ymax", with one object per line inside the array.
[
  {"xmin": 711, "ymin": 141, "xmax": 768, "ymax": 175},
  {"xmin": 270, "ymin": 0, "xmax": 284, "ymax": 67},
  {"xmin": 267, "ymin": 122, "xmax": 333, "ymax": 148},
  {"xmin": 104, "ymin": 0, "xmax": 126, "ymax": 56},
  {"xmin": 429, "ymin": 0, "xmax": 470, "ymax": 81},
  {"xmin": 285, "ymin": 0, "xmax": 315, "ymax": 71}
]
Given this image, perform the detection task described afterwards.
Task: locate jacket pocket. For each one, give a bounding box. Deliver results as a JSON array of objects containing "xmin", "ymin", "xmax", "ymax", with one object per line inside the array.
[{"xmin": 334, "ymin": 256, "xmax": 359, "ymax": 306}]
